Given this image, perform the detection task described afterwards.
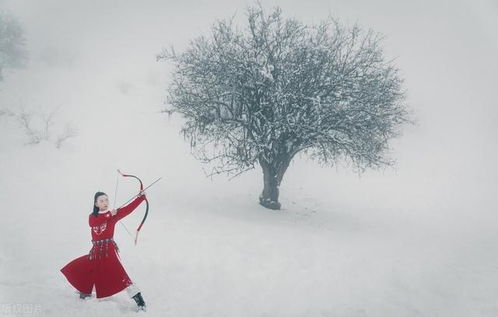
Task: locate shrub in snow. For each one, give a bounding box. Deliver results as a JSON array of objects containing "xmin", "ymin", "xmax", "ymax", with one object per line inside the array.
[{"xmin": 15, "ymin": 107, "xmax": 77, "ymax": 148}]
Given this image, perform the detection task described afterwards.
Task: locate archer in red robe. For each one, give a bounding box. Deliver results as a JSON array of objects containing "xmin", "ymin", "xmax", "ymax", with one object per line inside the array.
[{"xmin": 60, "ymin": 193, "xmax": 146, "ymax": 300}]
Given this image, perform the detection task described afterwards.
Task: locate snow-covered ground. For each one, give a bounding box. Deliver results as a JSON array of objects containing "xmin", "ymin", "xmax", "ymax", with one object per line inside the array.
[{"xmin": 1, "ymin": 1, "xmax": 498, "ymax": 316}]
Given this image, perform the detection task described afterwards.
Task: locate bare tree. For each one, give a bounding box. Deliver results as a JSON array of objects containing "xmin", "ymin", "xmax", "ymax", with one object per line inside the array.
[
  {"xmin": 55, "ymin": 123, "xmax": 77, "ymax": 149},
  {"xmin": 16, "ymin": 106, "xmax": 77, "ymax": 148},
  {"xmin": 18, "ymin": 109, "xmax": 43, "ymax": 145},
  {"xmin": 158, "ymin": 4, "xmax": 412, "ymax": 210}
]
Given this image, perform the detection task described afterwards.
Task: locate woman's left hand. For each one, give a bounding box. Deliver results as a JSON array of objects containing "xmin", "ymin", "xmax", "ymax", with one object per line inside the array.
[{"xmin": 138, "ymin": 190, "xmax": 146, "ymax": 197}]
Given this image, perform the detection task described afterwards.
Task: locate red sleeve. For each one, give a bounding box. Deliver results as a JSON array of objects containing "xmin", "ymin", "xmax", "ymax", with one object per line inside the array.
[
  {"xmin": 89, "ymin": 212, "xmax": 111, "ymax": 227},
  {"xmin": 113, "ymin": 195, "xmax": 146, "ymax": 221}
]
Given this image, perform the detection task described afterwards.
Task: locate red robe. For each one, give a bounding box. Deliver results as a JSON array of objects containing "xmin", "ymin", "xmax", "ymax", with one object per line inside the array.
[{"xmin": 60, "ymin": 195, "xmax": 146, "ymax": 298}]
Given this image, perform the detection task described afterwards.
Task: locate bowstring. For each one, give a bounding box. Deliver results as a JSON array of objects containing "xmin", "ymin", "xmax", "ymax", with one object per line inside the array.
[{"xmin": 113, "ymin": 170, "xmax": 134, "ymax": 238}]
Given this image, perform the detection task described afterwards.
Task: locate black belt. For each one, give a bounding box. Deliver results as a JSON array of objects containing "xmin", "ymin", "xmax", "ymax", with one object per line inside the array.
[
  {"xmin": 88, "ymin": 238, "xmax": 118, "ymax": 260},
  {"xmin": 91, "ymin": 237, "xmax": 114, "ymax": 245}
]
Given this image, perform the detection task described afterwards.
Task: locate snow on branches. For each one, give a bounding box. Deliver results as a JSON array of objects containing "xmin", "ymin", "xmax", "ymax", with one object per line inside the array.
[{"xmin": 158, "ymin": 3, "xmax": 411, "ymax": 209}]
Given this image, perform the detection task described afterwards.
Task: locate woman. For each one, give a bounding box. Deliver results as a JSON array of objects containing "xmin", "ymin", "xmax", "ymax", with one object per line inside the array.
[{"xmin": 60, "ymin": 190, "xmax": 147, "ymax": 311}]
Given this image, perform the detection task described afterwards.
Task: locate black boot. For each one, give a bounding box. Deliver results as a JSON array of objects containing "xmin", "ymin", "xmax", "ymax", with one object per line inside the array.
[
  {"xmin": 132, "ymin": 292, "xmax": 146, "ymax": 311},
  {"xmin": 79, "ymin": 291, "xmax": 92, "ymax": 299}
]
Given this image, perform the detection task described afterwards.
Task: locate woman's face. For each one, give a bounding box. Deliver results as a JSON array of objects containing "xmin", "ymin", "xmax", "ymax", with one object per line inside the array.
[{"xmin": 95, "ymin": 195, "xmax": 109, "ymax": 211}]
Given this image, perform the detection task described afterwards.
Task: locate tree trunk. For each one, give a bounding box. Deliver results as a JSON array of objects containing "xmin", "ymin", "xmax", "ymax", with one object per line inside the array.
[{"xmin": 258, "ymin": 155, "xmax": 292, "ymax": 210}]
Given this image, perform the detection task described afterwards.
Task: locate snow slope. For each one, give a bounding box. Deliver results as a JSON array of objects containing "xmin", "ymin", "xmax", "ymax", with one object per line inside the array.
[{"xmin": 1, "ymin": 63, "xmax": 497, "ymax": 316}]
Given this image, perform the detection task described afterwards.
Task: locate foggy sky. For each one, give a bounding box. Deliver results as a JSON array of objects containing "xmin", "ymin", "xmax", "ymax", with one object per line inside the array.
[{"xmin": 1, "ymin": 0, "xmax": 497, "ymax": 211}]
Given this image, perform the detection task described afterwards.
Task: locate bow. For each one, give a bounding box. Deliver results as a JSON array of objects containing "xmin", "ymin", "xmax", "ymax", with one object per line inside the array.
[{"xmin": 117, "ymin": 169, "xmax": 149, "ymax": 245}]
